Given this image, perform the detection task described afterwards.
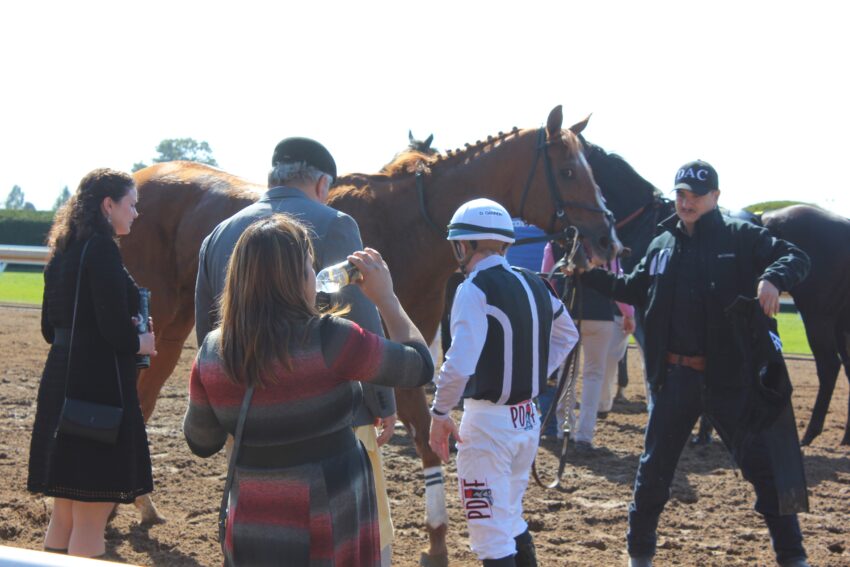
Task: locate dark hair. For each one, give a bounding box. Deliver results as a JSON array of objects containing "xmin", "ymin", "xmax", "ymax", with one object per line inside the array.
[
  {"xmin": 47, "ymin": 168, "xmax": 135, "ymax": 253},
  {"xmin": 218, "ymin": 214, "xmax": 318, "ymax": 387}
]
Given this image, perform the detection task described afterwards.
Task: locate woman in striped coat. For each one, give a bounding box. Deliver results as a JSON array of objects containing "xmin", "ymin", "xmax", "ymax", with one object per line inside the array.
[{"xmin": 183, "ymin": 214, "xmax": 434, "ymax": 567}]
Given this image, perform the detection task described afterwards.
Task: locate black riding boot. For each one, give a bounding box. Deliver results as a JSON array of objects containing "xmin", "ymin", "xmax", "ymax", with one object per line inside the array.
[{"xmin": 514, "ymin": 529, "xmax": 538, "ymax": 567}]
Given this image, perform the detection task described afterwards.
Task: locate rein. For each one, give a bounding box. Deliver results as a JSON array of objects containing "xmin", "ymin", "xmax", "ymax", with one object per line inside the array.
[
  {"xmin": 415, "ymin": 170, "xmax": 444, "ymax": 233},
  {"xmin": 615, "ymin": 203, "xmax": 649, "ymax": 230},
  {"xmin": 532, "ymin": 267, "xmax": 582, "ymax": 490}
]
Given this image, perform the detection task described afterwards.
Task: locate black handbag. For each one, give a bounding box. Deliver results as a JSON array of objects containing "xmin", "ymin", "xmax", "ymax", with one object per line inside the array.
[{"xmin": 55, "ymin": 238, "xmax": 125, "ymax": 445}]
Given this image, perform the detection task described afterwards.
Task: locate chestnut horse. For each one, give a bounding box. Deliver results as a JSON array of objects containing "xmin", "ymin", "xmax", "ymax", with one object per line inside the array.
[{"xmin": 120, "ymin": 106, "xmax": 619, "ymax": 561}]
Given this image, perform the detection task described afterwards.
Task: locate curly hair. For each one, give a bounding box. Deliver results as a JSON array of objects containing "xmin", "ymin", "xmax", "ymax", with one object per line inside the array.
[{"xmin": 47, "ymin": 168, "xmax": 135, "ymax": 254}]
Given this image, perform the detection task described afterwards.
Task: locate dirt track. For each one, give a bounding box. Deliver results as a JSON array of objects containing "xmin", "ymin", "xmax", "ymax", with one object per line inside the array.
[{"xmin": 0, "ymin": 306, "xmax": 848, "ymax": 566}]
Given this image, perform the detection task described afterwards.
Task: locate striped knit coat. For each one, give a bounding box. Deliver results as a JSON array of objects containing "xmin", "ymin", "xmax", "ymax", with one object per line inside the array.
[{"xmin": 183, "ymin": 315, "xmax": 433, "ymax": 567}]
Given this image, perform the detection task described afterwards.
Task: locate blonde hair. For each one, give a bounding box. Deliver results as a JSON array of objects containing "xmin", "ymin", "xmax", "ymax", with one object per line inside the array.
[{"xmin": 218, "ymin": 214, "xmax": 317, "ymax": 387}]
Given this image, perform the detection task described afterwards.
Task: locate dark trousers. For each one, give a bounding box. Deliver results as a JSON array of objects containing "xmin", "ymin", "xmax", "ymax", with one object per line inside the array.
[{"xmin": 627, "ymin": 365, "xmax": 806, "ymax": 562}]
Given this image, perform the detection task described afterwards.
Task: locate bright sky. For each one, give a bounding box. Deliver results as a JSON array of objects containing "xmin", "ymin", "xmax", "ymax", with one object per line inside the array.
[{"xmin": 1, "ymin": 1, "xmax": 848, "ymax": 216}]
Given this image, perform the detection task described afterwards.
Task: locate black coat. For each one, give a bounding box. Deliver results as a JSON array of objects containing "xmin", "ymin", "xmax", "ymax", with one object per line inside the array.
[
  {"xmin": 726, "ymin": 296, "xmax": 809, "ymax": 514},
  {"xmin": 583, "ymin": 208, "xmax": 810, "ymax": 392},
  {"xmin": 27, "ymin": 233, "xmax": 153, "ymax": 503}
]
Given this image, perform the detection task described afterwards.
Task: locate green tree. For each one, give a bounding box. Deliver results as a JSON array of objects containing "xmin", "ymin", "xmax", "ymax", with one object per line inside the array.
[
  {"xmin": 4, "ymin": 185, "xmax": 25, "ymax": 210},
  {"xmin": 53, "ymin": 186, "xmax": 71, "ymax": 210},
  {"xmin": 132, "ymin": 138, "xmax": 218, "ymax": 171},
  {"xmin": 152, "ymin": 138, "xmax": 218, "ymax": 166}
]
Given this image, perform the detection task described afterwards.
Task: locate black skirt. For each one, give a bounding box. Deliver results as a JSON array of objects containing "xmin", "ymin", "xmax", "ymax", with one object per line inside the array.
[{"xmin": 27, "ymin": 344, "xmax": 153, "ymax": 503}]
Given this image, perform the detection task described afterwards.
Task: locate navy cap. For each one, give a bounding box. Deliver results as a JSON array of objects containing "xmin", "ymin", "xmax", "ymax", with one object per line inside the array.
[
  {"xmin": 673, "ymin": 160, "xmax": 718, "ymax": 195},
  {"xmin": 271, "ymin": 137, "xmax": 337, "ymax": 181}
]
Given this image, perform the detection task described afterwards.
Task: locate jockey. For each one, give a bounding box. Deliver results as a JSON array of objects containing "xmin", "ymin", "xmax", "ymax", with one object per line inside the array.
[{"xmin": 428, "ymin": 198, "xmax": 579, "ymax": 567}]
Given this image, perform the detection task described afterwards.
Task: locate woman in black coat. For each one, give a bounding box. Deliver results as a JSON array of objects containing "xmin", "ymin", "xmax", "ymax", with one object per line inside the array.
[{"xmin": 27, "ymin": 168, "xmax": 157, "ymax": 558}]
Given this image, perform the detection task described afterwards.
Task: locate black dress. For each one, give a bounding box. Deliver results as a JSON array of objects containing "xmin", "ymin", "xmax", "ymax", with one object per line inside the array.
[{"xmin": 27, "ymin": 233, "xmax": 153, "ymax": 503}]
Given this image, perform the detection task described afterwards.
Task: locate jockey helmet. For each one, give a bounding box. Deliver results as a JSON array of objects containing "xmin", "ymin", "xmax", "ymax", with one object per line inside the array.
[{"xmin": 447, "ymin": 198, "xmax": 515, "ymax": 243}]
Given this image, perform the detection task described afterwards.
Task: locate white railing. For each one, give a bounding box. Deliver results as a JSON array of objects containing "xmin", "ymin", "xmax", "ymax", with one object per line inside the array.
[{"xmin": 0, "ymin": 245, "xmax": 50, "ymax": 272}]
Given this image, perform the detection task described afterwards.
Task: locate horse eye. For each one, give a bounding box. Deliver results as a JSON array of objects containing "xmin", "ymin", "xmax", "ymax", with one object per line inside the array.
[{"xmin": 560, "ymin": 168, "xmax": 574, "ymax": 179}]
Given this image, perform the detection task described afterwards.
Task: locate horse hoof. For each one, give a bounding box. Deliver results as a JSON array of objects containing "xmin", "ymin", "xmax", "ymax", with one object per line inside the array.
[
  {"xmin": 140, "ymin": 512, "xmax": 167, "ymax": 526},
  {"xmin": 419, "ymin": 552, "xmax": 449, "ymax": 567},
  {"xmin": 134, "ymin": 495, "xmax": 167, "ymax": 526}
]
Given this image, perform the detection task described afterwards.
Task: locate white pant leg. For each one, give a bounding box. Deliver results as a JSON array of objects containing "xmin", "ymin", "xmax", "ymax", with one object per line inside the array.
[
  {"xmin": 509, "ymin": 417, "xmax": 540, "ymax": 539},
  {"xmin": 599, "ymin": 316, "xmax": 630, "ymax": 413},
  {"xmin": 457, "ymin": 400, "xmax": 539, "ymax": 561},
  {"xmin": 573, "ymin": 320, "xmax": 616, "ymax": 444}
]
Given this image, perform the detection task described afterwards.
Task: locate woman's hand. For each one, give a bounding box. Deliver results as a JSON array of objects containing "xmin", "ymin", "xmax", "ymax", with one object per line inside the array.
[
  {"xmin": 131, "ymin": 316, "xmax": 154, "ymax": 333},
  {"xmin": 348, "ymin": 248, "xmax": 396, "ymax": 308},
  {"xmin": 138, "ymin": 332, "xmax": 157, "ymax": 356}
]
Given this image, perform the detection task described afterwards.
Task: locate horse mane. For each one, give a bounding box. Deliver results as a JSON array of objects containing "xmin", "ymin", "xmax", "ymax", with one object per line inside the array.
[
  {"xmin": 352, "ymin": 127, "xmax": 528, "ymax": 187},
  {"xmin": 579, "ymin": 136, "xmax": 661, "ymax": 199},
  {"xmin": 380, "ymin": 149, "xmax": 438, "ymax": 175}
]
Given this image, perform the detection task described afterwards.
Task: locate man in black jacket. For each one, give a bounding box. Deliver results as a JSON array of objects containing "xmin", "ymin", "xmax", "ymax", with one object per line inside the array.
[{"xmin": 579, "ymin": 160, "xmax": 811, "ymax": 567}]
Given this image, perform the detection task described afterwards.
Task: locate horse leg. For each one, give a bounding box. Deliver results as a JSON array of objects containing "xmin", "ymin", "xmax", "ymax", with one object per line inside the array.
[
  {"xmin": 799, "ymin": 319, "xmax": 841, "ymax": 446},
  {"xmin": 394, "ymin": 386, "xmax": 449, "ymax": 567},
  {"xmin": 134, "ymin": 301, "xmax": 195, "ymax": 525}
]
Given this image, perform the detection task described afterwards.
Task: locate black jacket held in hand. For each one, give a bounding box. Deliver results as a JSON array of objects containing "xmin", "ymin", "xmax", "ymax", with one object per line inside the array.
[
  {"xmin": 725, "ymin": 296, "xmax": 809, "ymax": 515},
  {"xmin": 582, "ymin": 209, "xmax": 810, "ymax": 392}
]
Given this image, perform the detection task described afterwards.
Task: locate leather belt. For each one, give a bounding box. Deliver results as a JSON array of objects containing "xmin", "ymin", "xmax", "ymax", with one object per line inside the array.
[{"xmin": 666, "ymin": 352, "xmax": 706, "ymax": 372}]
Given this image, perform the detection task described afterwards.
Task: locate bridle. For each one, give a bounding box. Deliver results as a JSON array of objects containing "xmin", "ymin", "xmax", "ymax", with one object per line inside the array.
[
  {"xmin": 415, "ymin": 127, "xmax": 614, "ymax": 240},
  {"xmin": 518, "ymin": 127, "xmax": 614, "ymax": 236}
]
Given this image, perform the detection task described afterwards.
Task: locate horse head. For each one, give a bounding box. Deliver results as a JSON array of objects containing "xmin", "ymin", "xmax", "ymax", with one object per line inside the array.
[
  {"xmin": 408, "ymin": 130, "xmax": 436, "ymax": 153},
  {"xmin": 382, "ymin": 132, "xmax": 439, "ymax": 175},
  {"xmin": 517, "ymin": 106, "xmax": 620, "ymax": 265}
]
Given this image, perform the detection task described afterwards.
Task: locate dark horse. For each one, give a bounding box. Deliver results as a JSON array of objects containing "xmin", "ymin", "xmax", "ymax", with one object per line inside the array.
[
  {"xmin": 579, "ymin": 138, "xmax": 850, "ymax": 447},
  {"xmin": 760, "ymin": 206, "xmax": 850, "ymax": 445},
  {"xmin": 119, "ymin": 106, "xmax": 620, "ymax": 562}
]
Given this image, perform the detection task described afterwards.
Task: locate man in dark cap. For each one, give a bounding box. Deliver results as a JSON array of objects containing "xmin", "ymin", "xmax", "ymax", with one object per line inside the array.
[
  {"xmin": 195, "ymin": 137, "xmax": 398, "ymax": 565},
  {"xmin": 574, "ymin": 160, "xmax": 812, "ymax": 567}
]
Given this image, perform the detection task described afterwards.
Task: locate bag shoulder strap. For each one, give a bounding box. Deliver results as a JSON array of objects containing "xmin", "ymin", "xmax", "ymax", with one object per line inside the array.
[
  {"xmin": 63, "ymin": 238, "xmax": 123, "ymax": 407},
  {"xmin": 219, "ymin": 385, "xmax": 254, "ymax": 547}
]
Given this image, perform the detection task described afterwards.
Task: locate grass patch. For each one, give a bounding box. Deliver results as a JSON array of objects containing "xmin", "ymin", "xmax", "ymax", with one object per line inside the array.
[
  {"xmin": 0, "ymin": 265, "xmax": 814, "ymax": 356},
  {"xmin": 0, "ymin": 268, "xmax": 43, "ymax": 304},
  {"xmin": 775, "ymin": 312, "xmax": 810, "ymax": 356}
]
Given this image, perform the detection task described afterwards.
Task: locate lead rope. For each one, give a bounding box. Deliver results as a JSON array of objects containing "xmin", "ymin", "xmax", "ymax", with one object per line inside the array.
[{"xmin": 531, "ymin": 233, "xmax": 584, "ymax": 489}]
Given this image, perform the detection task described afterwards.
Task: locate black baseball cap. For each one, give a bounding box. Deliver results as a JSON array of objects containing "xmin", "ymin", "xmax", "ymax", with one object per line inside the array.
[
  {"xmin": 673, "ymin": 160, "xmax": 718, "ymax": 195},
  {"xmin": 271, "ymin": 137, "xmax": 337, "ymax": 181}
]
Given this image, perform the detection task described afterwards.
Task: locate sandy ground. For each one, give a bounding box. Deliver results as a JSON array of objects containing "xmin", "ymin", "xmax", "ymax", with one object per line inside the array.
[{"xmin": 0, "ymin": 305, "xmax": 847, "ymax": 566}]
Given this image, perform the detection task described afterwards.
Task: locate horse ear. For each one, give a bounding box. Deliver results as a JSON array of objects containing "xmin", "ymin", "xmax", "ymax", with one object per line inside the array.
[
  {"xmin": 546, "ymin": 105, "xmax": 564, "ymax": 134},
  {"xmin": 409, "ymin": 130, "xmax": 414, "ymax": 143},
  {"xmin": 569, "ymin": 113, "xmax": 593, "ymax": 135},
  {"xmin": 424, "ymin": 134, "xmax": 434, "ymax": 148}
]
